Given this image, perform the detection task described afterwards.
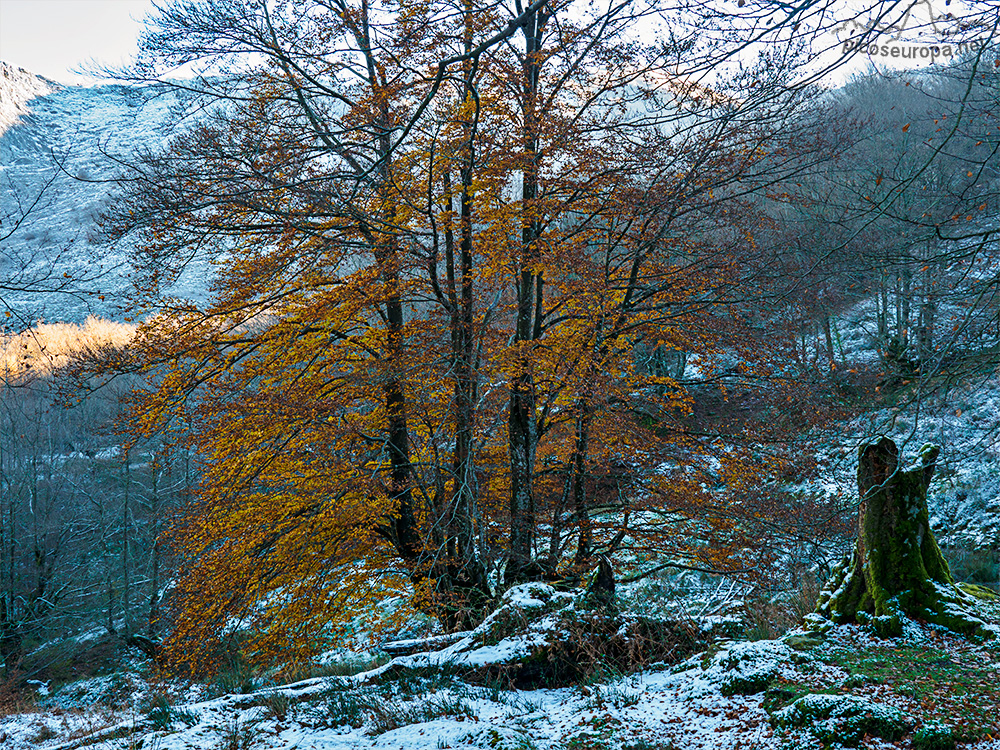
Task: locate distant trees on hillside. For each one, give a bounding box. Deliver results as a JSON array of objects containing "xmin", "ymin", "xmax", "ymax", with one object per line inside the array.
[
  {"xmin": 762, "ymin": 54, "xmax": 999, "ymax": 442},
  {"xmin": 0, "ymin": 319, "xmax": 192, "ymax": 676}
]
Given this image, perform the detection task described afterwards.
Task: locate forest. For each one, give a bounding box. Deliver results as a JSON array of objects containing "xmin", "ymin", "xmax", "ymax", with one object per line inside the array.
[{"xmin": 1, "ymin": 1, "xmax": 999, "ymax": 748}]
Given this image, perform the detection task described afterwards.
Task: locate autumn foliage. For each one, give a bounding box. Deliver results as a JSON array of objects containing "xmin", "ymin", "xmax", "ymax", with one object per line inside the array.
[{"xmin": 102, "ymin": 0, "xmax": 844, "ymax": 670}]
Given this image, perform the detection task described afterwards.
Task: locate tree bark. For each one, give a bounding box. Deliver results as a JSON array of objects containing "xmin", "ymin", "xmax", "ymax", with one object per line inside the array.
[
  {"xmin": 815, "ymin": 438, "xmax": 991, "ymax": 638},
  {"xmin": 446, "ymin": 4, "xmax": 491, "ymax": 626},
  {"xmin": 506, "ymin": 3, "xmax": 549, "ymax": 586}
]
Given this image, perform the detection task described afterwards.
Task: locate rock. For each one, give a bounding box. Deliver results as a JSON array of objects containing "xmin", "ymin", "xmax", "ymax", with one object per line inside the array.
[
  {"xmin": 783, "ymin": 633, "xmax": 825, "ymax": 650},
  {"xmin": 762, "ymin": 686, "xmax": 797, "ymax": 712},
  {"xmin": 770, "ymin": 693, "xmax": 912, "ymax": 747},
  {"xmin": 958, "ymin": 583, "xmax": 1000, "ymax": 601},
  {"xmin": 711, "ymin": 640, "xmax": 793, "ymax": 696}
]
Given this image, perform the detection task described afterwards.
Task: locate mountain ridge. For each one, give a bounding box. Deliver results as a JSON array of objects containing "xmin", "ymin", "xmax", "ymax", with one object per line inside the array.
[
  {"xmin": 0, "ymin": 63, "xmax": 207, "ymax": 325},
  {"xmin": 0, "ymin": 60, "xmax": 60, "ymax": 134}
]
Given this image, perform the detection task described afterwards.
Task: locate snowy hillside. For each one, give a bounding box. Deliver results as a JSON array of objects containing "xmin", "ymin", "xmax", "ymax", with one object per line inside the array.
[
  {"xmin": 0, "ymin": 61, "xmax": 58, "ymax": 132},
  {"xmin": 0, "ymin": 62, "xmax": 208, "ymax": 325},
  {"xmin": 803, "ymin": 298, "xmax": 1000, "ymax": 584}
]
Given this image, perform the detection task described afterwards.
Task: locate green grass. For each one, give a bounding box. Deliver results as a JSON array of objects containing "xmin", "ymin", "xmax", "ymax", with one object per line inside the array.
[{"xmin": 766, "ymin": 624, "xmax": 1000, "ymax": 743}]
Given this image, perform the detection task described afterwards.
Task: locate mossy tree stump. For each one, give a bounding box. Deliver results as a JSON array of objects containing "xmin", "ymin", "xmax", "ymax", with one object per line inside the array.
[{"xmin": 815, "ymin": 438, "xmax": 992, "ymax": 638}]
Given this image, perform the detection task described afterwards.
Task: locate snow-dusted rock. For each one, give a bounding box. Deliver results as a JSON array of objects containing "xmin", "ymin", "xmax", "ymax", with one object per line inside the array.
[{"xmin": 770, "ymin": 692, "xmax": 912, "ymax": 746}]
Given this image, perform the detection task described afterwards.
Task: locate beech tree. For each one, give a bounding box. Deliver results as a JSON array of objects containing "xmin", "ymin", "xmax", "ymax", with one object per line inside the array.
[{"xmin": 98, "ymin": 0, "xmax": 1000, "ymax": 668}]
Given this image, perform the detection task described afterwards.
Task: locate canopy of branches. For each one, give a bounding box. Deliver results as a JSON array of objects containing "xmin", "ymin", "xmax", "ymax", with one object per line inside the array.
[{"xmin": 92, "ymin": 0, "xmax": 999, "ymax": 669}]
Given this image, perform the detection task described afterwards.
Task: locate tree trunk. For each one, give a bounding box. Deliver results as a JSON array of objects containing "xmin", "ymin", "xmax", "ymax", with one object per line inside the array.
[
  {"xmin": 572, "ymin": 400, "xmax": 593, "ymax": 568},
  {"xmin": 506, "ymin": 4, "xmax": 549, "ymax": 587},
  {"xmin": 917, "ymin": 250, "xmax": 936, "ymax": 367},
  {"xmin": 444, "ymin": 5, "xmax": 491, "ymax": 628},
  {"xmin": 898, "ymin": 269, "xmax": 911, "ymax": 348},
  {"xmin": 822, "ymin": 314, "xmax": 835, "ymax": 369},
  {"xmin": 877, "ymin": 275, "xmax": 888, "ymax": 345},
  {"xmin": 815, "ymin": 438, "xmax": 991, "ymax": 638}
]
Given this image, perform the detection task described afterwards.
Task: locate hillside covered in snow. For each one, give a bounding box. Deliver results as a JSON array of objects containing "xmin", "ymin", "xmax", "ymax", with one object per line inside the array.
[{"xmin": 0, "ymin": 61, "xmax": 207, "ymax": 325}]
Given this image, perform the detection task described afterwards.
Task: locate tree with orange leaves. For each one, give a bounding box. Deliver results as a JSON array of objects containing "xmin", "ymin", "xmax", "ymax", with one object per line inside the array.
[{"xmin": 101, "ymin": 0, "xmax": 861, "ymax": 670}]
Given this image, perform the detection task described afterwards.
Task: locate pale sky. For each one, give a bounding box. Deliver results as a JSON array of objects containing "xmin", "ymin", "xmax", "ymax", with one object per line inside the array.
[
  {"xmin": 0, "ymin": 0, "xmax": 155, "ymax": 83},
  {"xmin": 0, "ymin": 0, "xmax": 984, "ymax": 87}
]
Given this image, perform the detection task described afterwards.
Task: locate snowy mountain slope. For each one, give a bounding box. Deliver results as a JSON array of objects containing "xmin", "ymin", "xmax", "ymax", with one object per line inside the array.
[
  {"xmin": 0, "ymin": 62, "xmax": 208, "ymax": 325},
  {"xmin": 0, "ymin": 61, "xmax": 58, "ymax": 133}
]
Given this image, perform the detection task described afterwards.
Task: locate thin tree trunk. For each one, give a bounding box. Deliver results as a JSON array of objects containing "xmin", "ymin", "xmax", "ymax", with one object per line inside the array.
[
  {"xmin": 450, "ymin": 5, "xmax": 487, "ymax": 602},
  {"xmin": 122, "ymin": 449, "xmax": 131, "ymax": 638},
  {"xmin": 918, "ymin": 247, "xmax": 936, "ymax": 366},
  {"xmin": 899, "ymin": 268, "xmax": 911, "ymax": 347},
  {"xmin": 572, "ymin": 400, "xmax": 593, "ymax": 568},
  {"xmin": 379, "ymin": 247, "xmax": 422, "ymax": 562},
  {"xmin": 148, "ymin": 456, "xmax": 161, "ymax": 637},
  {"xmin": 823, "ymin": 314, "xmax": 835, "ymax": 368},
  {"xmin": 507, "ymin": 4, "xmax": 548, "ymax": 586},
  {"xmin": 877, "ymin": 273, "xmax": 889, "ymax": 344}
]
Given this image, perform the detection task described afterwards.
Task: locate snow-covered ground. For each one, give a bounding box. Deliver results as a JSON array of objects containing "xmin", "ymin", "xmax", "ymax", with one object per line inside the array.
[
  {"xmin": 3, "ymin": 629, "xmax": 997, "ymax": 750},
  {"xmin": 3, "ymin": 585, "xmax": 999, "ymax": 750},
  {"xmin": 1, "ymin": 671, "xmax": 780, "ymax": 750}
]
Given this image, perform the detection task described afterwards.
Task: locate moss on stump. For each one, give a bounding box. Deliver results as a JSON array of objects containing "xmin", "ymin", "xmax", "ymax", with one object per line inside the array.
[{"xmin": 815, "ymin": 438, "xmax": 992, "ymax": 639}]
